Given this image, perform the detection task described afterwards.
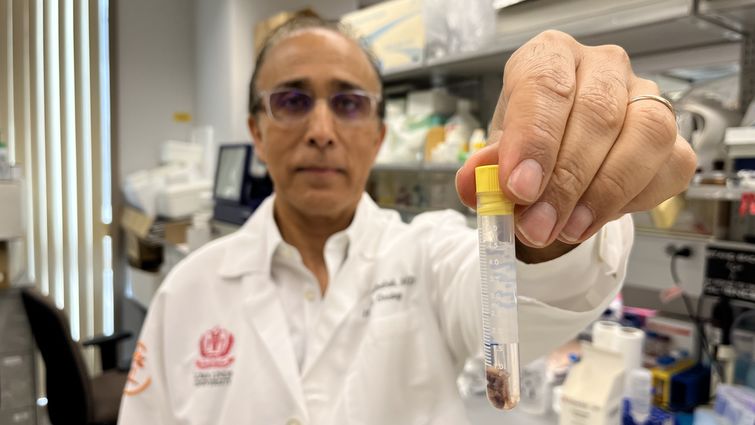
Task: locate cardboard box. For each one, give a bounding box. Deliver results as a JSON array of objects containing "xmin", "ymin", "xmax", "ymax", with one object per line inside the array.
[
  {"xmin": 254, "ymin": 8, "xmax": 319, "ymax": 55},
  {"xmin": 121, "ymin": 206, "xmax": 191, "ymax": 271},
  {"xmin": 121, "ymin": 206, "xmax": 191, "ymax": 245},
  {"xmin": 341, "ymin": 0, "xmax": 425, "ymax": 71},
  {"xmin": 163, "ymin": 221, "xmax": 191, "ymax": 245}
]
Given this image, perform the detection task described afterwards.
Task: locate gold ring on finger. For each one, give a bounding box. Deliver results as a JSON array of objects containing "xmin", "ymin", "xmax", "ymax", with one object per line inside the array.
[{"xmin": 628, "ymin": 94, "xmax": 674, "ymax": 114}]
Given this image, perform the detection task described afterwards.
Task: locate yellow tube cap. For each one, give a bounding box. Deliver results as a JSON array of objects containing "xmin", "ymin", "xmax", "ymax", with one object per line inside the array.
[
  {"xmin": 475, "ymin": 165, "xmax": 514, "ymax": 215},
  {"xmin": 475, "ymin": 165, "xmax": 502, "ymax": 193}
]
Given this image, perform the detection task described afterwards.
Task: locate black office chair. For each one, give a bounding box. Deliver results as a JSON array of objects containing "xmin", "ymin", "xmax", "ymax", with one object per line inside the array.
[{"xmin": 21, "ymin": 288, "xmax": 131, "ymax": 425}]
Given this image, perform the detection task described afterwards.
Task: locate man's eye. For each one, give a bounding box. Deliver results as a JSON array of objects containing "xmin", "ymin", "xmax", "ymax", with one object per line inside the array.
[
  {"xmin": 336, "ymin": 97, "xmax": 358, "ymax": 110},
  {"xmin": 273, "ymin": 92, "xmax": 311, "ymax": 112},
  {"xmin": 333, "ymin": 94, "xmax": 366, "ymax": 116}
]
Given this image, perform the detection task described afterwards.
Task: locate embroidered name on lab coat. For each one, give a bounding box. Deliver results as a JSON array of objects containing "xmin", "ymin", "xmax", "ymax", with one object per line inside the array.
[{"xmin": 364, "ymin": 275, "xmax": 416, "ymax": 317}]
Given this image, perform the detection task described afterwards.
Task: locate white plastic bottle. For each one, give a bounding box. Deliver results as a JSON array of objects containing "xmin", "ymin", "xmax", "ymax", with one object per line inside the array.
[
  {"xmin": 468, "ymin": 128, "xmax": 487, "ymax": 154},
  {"xmin": 626, "ymin": 368, "xmax": 652, "ymax": 425},
  {"xmin": 445, "ymin": 99, "xmax": 480, "ymax": 151}
]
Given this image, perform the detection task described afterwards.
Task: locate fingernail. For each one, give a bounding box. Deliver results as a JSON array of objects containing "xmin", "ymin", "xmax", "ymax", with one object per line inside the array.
[
  {"xmin": 507, "ymin": 159, "xmax": 543, "ymax": 203},
  {"xmin": 560, "ymin": 205, "xmax": 594, "ymax": 243},
  {"xmin": 518, "ymin": 202, "xmax": 557, "ymax": 247}
]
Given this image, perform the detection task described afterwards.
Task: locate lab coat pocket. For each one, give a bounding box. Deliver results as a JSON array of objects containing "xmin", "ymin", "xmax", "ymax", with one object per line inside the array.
[{"xmin": 344, "ymin": 308, "xmax": 433, "ymax": 425}]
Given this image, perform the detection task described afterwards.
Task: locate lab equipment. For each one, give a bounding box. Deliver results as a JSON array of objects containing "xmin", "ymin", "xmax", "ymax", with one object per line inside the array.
[
  {"xmin": 616, "ymin": 327, "xmax": 645, "ymax": 373},
  {"xmin": 475, "ymin": 164, "xmax": 520, "ymax": 410},
  {"xmin": 622, "ymin": 399, "xmax": 675, "ymax": 425},
  {"xmin": 670, "ymin": 364, "xmax": 711, "ymax": 411},
  {"xmin": 714, "ymin": 384, "xmax": 755, "ymax": 425},
  {"xmin": 561, "ymin": 343, "xmax": 625, "ymax": 425},
  {"xmin": 593, "ymin": 320, "xmax": 621, "ymax": 351},
  {"xmin": 212, "ymin": 144, "xmax": 273, "ymax": 225},
  {"xmin": 651, "ymin": 355, "xmax": 695, "ymax": 409}
]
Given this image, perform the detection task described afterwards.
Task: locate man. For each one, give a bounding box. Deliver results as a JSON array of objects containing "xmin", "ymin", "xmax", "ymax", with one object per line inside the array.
[{"xmin": 118, "ymin": 17, "xmax": 694, "ymax": 425}]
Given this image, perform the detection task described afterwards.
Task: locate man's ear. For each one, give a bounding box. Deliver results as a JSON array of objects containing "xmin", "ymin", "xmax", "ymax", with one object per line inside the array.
[{"xmin": 248, "ymin": 115, "xmax": 266, "ymax": 162}]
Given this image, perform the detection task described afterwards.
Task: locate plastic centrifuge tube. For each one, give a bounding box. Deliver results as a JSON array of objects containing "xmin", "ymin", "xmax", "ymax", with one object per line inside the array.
[{"xmin": 475, "ymin": 165, "xmax": 520, "ymax": 410}]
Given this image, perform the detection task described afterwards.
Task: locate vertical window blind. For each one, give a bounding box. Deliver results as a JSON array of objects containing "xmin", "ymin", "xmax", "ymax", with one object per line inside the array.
[{"xmin": 0, "ymin": 0, "xmax": 114, "ymax": 364}]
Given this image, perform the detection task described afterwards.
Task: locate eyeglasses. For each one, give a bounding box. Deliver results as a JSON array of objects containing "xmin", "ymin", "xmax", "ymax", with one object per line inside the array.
[{"xmin": 255, "ymin": 88, "xmax": 381, "ymax": 124}]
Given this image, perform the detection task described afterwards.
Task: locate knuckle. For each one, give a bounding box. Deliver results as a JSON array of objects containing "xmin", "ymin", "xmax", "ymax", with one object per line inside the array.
[
  {"xmin": 528, "ymin": 58, "xmax": 576, "ymax": 102},
  {"xmin": 634, "ymin": 105, "xmax": 677, "ymax": 145},
  {"xmin": 577, "ymin": 73, "xmax": 626, "ymax": 131},
  {"xmin": 550, "ymin": 156, "xmax": 590, "ymax": 200},
  {"xmin": 536, "ymin": 29, "xmax": 573, "ymax": 45},
  {"xmin": 600, "ymin": 44, "xmax": 631, "ymax": 68},
  {"xmin": 506, "ymin": 36, "xmax": 577, "ymax": 101},
  {"xmin": 596, "ymin": 167, "xmax": 636, "ymax": 203},
  {"xmin": 520, "ymin": 109, "xmax": 564, "ymax": 151}
]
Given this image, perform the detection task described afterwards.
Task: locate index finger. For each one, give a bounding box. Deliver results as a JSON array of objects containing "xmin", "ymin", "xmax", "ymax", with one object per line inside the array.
[{"xmin": 495, "ymin": 31, "xmax": 582, "ymax": 205}]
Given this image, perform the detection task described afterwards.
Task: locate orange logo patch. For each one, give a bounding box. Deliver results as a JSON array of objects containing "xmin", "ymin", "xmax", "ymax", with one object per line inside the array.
[{"xmin": 124, "ymin": 341, "xmax": 152, "ymax": 396}]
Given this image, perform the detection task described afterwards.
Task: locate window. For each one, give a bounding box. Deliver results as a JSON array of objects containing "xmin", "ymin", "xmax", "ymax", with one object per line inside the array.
[{"xmin": 0, "ymin": 0, "xmax": 114, "ymax": 362}]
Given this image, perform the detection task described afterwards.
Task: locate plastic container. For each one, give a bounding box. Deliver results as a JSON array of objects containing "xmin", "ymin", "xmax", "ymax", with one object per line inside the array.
[
  {"xmin": 626, "ymin": 369, "xmax": 652, "ymax": 424},
  {"xmin": 519, "ymin": 357, "xmax": 549, "ymax": 415},
  {"xmin": 445, "ymin": 99, "xmax": 480, "ymax": 149},
  {"xmin": 468, "ymin": 128, "xmax": 487, "ymax": 154}
]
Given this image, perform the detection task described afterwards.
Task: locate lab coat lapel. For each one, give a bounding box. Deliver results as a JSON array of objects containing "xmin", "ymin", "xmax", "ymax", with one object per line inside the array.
[{"xmin": 242, "ymin": 273, "xmax": 307, "ymax": 414}]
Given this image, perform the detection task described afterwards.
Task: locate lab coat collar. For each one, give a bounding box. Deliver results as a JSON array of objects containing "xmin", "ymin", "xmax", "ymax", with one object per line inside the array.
[
  {"xmin": 217, "ymin": 195, "xmax": 275, "ymax": 278},
  {"xmin": 218, "ymin": 193, "xmax": 384, "ymax": 279}
]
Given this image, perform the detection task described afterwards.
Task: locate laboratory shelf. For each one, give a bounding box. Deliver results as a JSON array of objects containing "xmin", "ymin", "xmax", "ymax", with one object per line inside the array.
[
  {"xmin": 685, "ymin": 184, "xmax": 755, "ymax": 201},
  {"xmin": 700, "ymin": 0, "xmax": 755, "ymax": 31},
  {"xmin": 382, "ymin": 0, "xmax": 743, "ymax": 83}
]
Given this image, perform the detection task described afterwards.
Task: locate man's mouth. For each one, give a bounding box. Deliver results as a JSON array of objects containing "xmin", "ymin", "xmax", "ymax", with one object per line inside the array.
[{"xmin": 295, "ymin": 166, "xmax": 345, "ymax": 175}]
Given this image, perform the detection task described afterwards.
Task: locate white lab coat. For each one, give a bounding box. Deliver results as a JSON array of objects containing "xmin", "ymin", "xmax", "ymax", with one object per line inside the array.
[{"xmin": 118, "ymin": 194, "xmax": 633, "ymax": 425}]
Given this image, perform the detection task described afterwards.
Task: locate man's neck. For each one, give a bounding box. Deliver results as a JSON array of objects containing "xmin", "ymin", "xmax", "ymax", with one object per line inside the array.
[{"xmin": 273, "ymin": 197, "xmax": 356, "ymax": 294}]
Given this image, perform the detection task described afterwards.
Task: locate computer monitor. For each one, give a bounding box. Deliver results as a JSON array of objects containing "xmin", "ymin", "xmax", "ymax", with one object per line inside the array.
[
  {"xmin": 213, "ymin": 144, "xmax": 250, "ymax": 203},
  {"xmin": 212, "ymin": 143, "xmax": 273, "ymax": 225}
]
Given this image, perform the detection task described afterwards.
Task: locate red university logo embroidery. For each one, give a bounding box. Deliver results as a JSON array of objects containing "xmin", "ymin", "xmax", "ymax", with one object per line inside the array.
[{"xmin": 195, "ymin": 326, "xmax": 235, "ymax": 369}]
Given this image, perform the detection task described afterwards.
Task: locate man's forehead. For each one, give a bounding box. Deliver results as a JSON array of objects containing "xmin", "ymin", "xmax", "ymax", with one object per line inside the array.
[{"xmin": 256, "ymin": 28, "xmax": 380, "ymax": 91}]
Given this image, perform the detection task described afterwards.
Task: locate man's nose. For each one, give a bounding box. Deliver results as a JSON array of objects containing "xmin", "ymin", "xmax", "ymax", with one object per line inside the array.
[{"xmin": 305, "ymin": 99, "xmax": 336, "ymax": 149}]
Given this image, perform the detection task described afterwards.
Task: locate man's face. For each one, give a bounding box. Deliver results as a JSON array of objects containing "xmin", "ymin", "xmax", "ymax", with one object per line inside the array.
[{"xmin": 249, "ymin": 29, "xmax": 385, "ymax": 219}]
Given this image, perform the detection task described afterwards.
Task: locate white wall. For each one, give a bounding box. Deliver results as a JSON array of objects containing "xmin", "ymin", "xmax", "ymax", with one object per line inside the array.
[
  {"xmin": 115, "ymin": 0, "xmax": 358, "ymax": 178},
  {"xmin": 193, "ymin": 0, "xmax": 358, "ymax": 144},
  {"xmin": 115, "ymin": 0, "xmax": 196, "ymax": 180}
]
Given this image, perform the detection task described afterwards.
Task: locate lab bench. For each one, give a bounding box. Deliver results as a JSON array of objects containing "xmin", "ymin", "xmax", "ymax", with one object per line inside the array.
[{"xmin": 464, "ymin": 395, "xmax": 556, "ymax": 424}]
